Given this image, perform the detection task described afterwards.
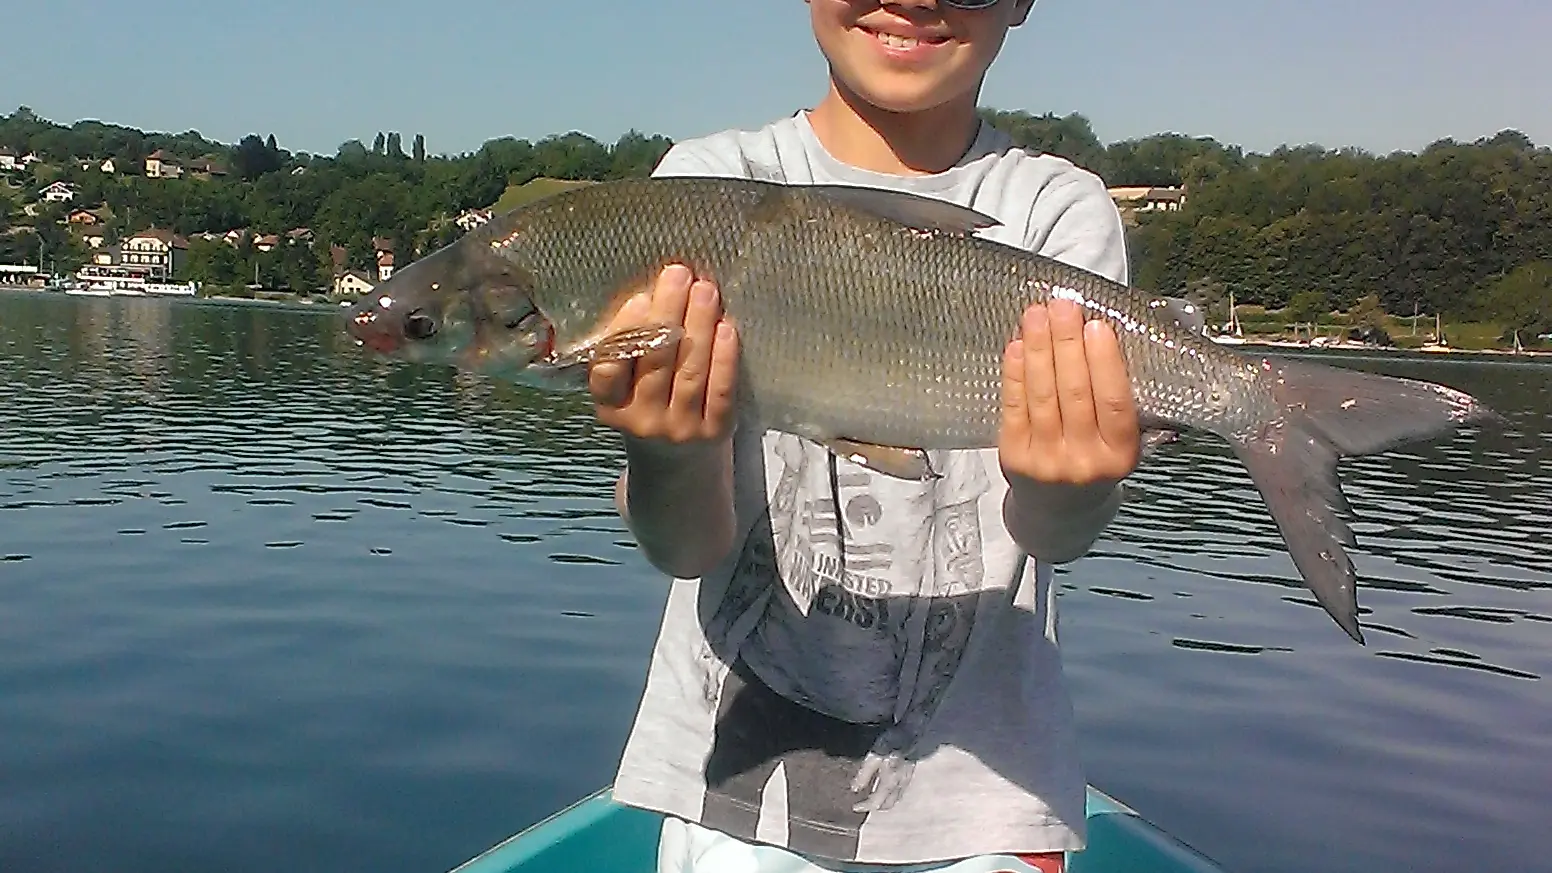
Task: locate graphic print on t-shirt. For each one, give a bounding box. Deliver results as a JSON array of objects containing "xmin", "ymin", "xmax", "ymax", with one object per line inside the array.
[{"xmin": 698, "ymin": 433, "xmax": 995, "ymax": 857}]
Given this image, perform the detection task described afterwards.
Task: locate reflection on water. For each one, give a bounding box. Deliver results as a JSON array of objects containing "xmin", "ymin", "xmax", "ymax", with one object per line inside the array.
[{"xmin": 1, "ymin": 292, "xmax": 1549, "ymax": 873}]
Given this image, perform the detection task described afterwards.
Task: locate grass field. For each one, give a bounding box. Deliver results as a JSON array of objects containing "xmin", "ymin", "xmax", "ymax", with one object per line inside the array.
[
  {"xmin": 491, "ymin": 177, "xmax": 597, "ymax": 214},
  {"xmin": 1230, "ymin": 304, "xmax": 1525, "ymax": 351}
]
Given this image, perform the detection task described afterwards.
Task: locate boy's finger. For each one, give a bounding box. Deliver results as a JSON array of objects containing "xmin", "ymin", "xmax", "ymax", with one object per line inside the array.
[
  {"xmin": 1019, "ymin": 304, "xmax": 1063, "ymax": 441},
  {"xmin": 1083, "ymin": 320, "xmax": 1138, "ymax": 452},
  {"xmin": 999, "ymin": 338, "xmax": 1027, "ymax": 432},
  {"xmin": 701, "ymin": 321, "xmax": 740, "ymax": 431},
  {"xmin": 588, "ymin": 359, "xmax": 634, "ymax": 408},
  {"xmin": 668, "ymin": 280, "xmax": 722, "ymax": 419},
  {"xmin": 1047, "ymin": 298, "xmax": 1098, "ymax": 444},
  {"xmin": 632, "ymin": 265, "xmax": 694, "ymax": 407}
]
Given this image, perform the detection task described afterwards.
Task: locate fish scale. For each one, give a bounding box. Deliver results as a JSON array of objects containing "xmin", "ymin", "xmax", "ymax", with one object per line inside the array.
[{"xmin": 345, "ymin": 176, "xmax": 1499, "ymax": 644}]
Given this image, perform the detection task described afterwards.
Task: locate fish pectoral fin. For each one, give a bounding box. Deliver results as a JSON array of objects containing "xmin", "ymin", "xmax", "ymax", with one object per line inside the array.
[
  {"xmin": 804, "ymin": 185, "xmax": 1001, "ymax": 235},
  {"xmin": 548, "ymin": 323, "xmax": 685, "ymax": 369},
  {"xmin": 822, "ymin": 438, "xmax": 940, "ymax": 481},
  {"xmin": 1140, "ymin": 427, "xmax": 1179, "ymax": 456}
]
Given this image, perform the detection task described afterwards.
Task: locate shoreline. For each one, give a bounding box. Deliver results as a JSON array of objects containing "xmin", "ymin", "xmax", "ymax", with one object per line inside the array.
[
  {"xmin": 1217, "ymin": 335, "xmax": 1552, "ymax": 359},
  {"xmin": 5, "ymin": 285, "xmax": 1549, "ymax": 357}
]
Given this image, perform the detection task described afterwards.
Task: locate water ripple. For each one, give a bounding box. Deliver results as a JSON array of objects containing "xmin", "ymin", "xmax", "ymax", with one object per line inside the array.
[{"xmin": 2, "ymin": 293, "xmax": 1550, "ymax": 873}]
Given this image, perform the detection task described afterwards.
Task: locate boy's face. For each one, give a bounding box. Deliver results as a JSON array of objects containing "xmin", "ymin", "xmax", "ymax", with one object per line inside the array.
[{"xmin": 807, "ymin": 0, "xmax": 1033, "ymax": 115}]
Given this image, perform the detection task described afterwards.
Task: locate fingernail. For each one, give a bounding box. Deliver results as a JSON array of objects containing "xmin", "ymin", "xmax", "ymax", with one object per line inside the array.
[
  {"xmin": 1027, "ymin": 306, "xmax": 1048, "ymax": 331},
  {"xmin": 1084, "ymin": 320, "xmax": 1107, "ymax": 339},
  {"xmin": 715, "ymin": 321, "xmax": 734, "ymax": 342},
  {"xmin": 692, "ymin": 280, "xmax": 717, "ymax": 306},
  {"xmin": 662, "ymin": 264, "xmax": 691, "ymax": 287}
]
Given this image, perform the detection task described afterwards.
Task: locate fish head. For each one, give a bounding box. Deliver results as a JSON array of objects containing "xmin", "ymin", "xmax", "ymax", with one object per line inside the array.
[{"xmin": 343, "ymin": 235, "xmax": 550, "ymax": 374}]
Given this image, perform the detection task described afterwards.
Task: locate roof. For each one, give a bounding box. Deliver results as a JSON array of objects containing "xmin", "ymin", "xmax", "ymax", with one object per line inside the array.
[{"xmin": 127, "ymin": 227, "xmax": 190, "ymax": 248}]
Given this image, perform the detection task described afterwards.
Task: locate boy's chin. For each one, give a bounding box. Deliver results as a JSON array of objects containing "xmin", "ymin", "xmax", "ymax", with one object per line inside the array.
[{"xmin": 841, "ymin": 79, "xmax": 972, "ymax": 116}]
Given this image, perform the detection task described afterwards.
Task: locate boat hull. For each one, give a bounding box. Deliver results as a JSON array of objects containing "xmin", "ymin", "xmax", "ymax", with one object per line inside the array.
[{"xmin": 448, "ymin": 787, "xmax": 1230, "ymax": 873}]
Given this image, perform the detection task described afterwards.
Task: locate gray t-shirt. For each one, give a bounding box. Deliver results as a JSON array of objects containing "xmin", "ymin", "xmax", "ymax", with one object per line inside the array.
[{"xmin": 612, "ymin": 111, "xmax": 1129, "ymax": 865}]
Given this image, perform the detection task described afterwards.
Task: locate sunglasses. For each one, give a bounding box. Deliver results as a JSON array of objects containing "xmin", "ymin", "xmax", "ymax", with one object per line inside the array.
[{"xmin": 940, "ymin": 0, "xmax": 1007, "ymax": 8}]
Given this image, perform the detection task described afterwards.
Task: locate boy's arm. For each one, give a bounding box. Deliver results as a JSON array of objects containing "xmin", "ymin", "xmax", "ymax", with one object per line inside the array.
[
  {"xmin": 600, "ymin": 144, "xmax": 751, "ymax": 579},
  {"xmin": 1001, "ymin": 171, "xmax": 1135, "ymax": 564}
]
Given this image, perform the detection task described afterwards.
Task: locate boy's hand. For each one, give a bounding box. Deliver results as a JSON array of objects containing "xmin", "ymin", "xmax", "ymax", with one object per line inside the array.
[
  {"xmin": 588, "ymin": 264, "xmax": 740, "ymax": 451},
  {"xmin": 998, "ymin": 297, "xmax": 1141, "ymax": 497}
]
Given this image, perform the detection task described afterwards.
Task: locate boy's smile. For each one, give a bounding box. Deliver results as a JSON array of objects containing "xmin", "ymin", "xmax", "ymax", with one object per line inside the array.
[{"xmin": 856, "ymin": 16, "xmax": 953, "ymax": 62}]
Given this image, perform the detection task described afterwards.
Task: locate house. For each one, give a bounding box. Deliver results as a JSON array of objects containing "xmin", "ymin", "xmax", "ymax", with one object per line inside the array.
[
  {"xmin": 254, "ymin": 234, "xmax": 281, "ymax": 253},
  {"xmin": 455, "ymin": 208, "xmax": 492, "ymax": 232},
  {"xmin": 376, "ymin": 251, "xmax": 395, "ymax": 282},
  {"xmin": 223, "ymin": 228, "xmax": 249, "ymax": 247},
  {"xmin": 76, "ymin": 157, "xmax": 117, "ymax": 173},
  {"xmin": 121, "ymin": 227, "xmax": 189, "ymax": 279},
  {"xmin": 188, "ymin": 158, "xmax": 227, "ymax": 179},
  {"xmin": 77, "ymin": 226, "xmax": 109, "ymax": 248},
  {"xmin": 1107, "ymin": 186, "xmax": 1186, "ymax": 223},
  {"xmin": 76, "ymin": 243, "xmax": 161, "ymax": 291},
  {"xmin": 40, "ymin": 181, "xmax": 78, "ymax": 203},
  {"xmin": 144, "ymin": 149, "xmax": 184, "ymax": 179},
  {"xmin": 286, "ymin": 228, "xmax": 314, "ymax": 246},
  {"xmin": 67, "ymin": 206, "xmax": 107, "ymax": 225},
  {"xmin": 334, "ymin": 270, "xmax": 376, "ymax": 297},
  {"xmin": 1, "ymin": 149, "xmax": 42, "ymax": 171}
]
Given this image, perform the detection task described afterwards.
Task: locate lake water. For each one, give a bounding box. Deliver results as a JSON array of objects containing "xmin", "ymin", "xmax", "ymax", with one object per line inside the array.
[{"xmin": 1, "ymin": 292, "xmax": 1548, "ymax": 873}]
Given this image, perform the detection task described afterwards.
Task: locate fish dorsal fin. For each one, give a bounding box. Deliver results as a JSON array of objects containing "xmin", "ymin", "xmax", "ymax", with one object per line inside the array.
[
  {"xmin": 1149, "ymin": 296, "xmax": 1208, "ymax": 336},
  {"xmin": 804, "ymin": 185, "xmax": 1001, "ymax": 236}
]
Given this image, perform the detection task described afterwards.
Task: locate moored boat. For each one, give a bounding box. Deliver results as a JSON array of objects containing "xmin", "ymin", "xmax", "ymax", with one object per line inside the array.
[{"xmin": 448, "ymin": 786, "xmax": 1229, "ymax": 873}]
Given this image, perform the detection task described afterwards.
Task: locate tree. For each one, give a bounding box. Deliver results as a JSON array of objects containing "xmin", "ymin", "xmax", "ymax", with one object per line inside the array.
[
  {"xmin": 1348, "ymin": 293, "xmax": 1388, "ymax": 333},
  {"xmin": 1285, "ymin": 290, "xmax": 1329, "ymax": 326},
  {"xmin": 372, "ymin": 132, "xmax": 385, "ymax": 155},
  {"xmin": 412, "ymin": 133, "xmax": 426, "ymax": 163},
  {"xmin": 1479, "ymin": 262, "xmax": 1552, "ymax": 338},
  {"xmin": 386, "ymin": 132, "xmax": 405, "ymax": 160},
  {"xmin": 337, "ymin": 139, "xmax": 368, "ymax": 162},
  {"xmin": 233, "ymin": 133, "xmax": 282, "ymax": 180}
]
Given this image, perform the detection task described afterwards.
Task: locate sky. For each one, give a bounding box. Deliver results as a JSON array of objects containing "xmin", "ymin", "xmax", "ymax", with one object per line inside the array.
[{"xmin": 4, "ymin": 0, "xmax": 1547, "ymax": 160}]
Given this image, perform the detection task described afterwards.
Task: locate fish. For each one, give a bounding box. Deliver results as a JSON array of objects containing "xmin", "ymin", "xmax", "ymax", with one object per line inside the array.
[{"xmin": 343, "ymin": 176, "xmax": 1499, "ymax": 643}]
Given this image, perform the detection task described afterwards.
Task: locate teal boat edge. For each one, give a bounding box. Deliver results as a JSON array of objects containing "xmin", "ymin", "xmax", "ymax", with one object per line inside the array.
[{"xmin": 448, "ymin": 786, "xmax": 1229, "ymax": 873}]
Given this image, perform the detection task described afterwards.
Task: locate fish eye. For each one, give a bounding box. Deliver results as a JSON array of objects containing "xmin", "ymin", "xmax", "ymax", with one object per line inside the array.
[{"xmin": 404, "ymin": 310, "xmax": 439, "ymax": 341}]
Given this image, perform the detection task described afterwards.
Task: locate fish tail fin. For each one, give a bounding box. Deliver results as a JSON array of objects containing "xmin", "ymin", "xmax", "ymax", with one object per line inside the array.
[{"xmin": 1230, "ymin": 359, "xmax": 1499, "ymax": 644}]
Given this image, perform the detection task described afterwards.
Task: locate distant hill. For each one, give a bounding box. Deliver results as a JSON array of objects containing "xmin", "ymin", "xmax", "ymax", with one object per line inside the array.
[{"xmin": 492, "ymin": 177, "xmax": 596, "ymax": 214}]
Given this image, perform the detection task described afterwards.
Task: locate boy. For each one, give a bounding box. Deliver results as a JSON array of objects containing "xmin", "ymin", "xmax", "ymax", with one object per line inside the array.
[{"xmin": 589, "ymin": 2, "xmax": 1140, "ymax": 871}]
